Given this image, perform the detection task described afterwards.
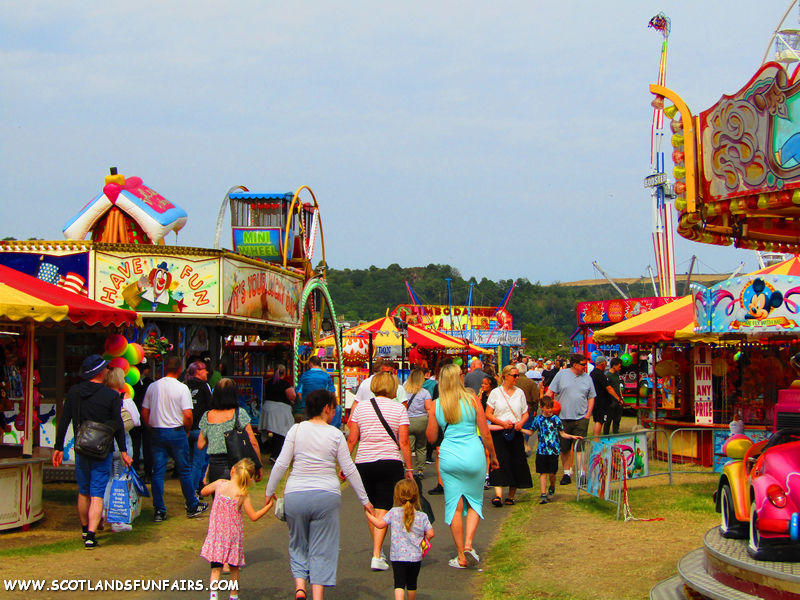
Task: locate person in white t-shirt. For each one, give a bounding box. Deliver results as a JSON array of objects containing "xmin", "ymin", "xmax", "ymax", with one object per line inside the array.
[
  {"xmin": 352, "ymin": 360, "xmax": 408, "ymax": 414},
  {"xmin": 347, "ymin": 372, "xmax": 413, "ymax": 571},
  {"xmin": 141, "ymin": 356, "xmax": 208, "ymax": 522}
]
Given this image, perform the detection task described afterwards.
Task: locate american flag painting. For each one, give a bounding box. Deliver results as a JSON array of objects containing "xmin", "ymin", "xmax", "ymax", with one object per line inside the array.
[
  {"xmin": 36, "ymin": 261, "xmax": 60, "ymax": 284},
  {"xmin": 36, "ymin": 260, "xmax": 88, "ymax": 296}
]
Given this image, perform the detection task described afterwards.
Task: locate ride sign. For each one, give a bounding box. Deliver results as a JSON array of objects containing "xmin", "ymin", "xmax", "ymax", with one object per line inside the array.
[
  {"xmin": 644, "ymin": 172, "xmax": 668, "ymax": 188},
  {"xmin": 693, "ymin": 348, "xmax": 713, "ymax": 425}
]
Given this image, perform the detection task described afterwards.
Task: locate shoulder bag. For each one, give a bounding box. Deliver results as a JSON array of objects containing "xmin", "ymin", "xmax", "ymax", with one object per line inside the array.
[
  {"xmin": 224, "ymin": 409, "xmax": 262, "ymax": 470},
  {"xmin": 370, "ymin": 398, "xmax": 435, "ymax": 524},
  {"xmin": 274, "ymin": 421, "xmax": 307, "ymax": 523},
  {"xmin": 73, "ymin": 392, "xmax": 116, "ymax": 460},
  {"xmin": 499, "ymin": 388, "xmax": 520, "ymax": 441},
  {"xmin": 121, "ymin": 407, "xmax": 135, "ymax": 432}
]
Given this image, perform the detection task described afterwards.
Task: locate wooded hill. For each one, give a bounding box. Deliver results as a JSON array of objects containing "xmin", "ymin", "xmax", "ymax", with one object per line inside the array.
[{"xmin": 324, "ymin": 263, "xmax": 716, "ymax": 355}]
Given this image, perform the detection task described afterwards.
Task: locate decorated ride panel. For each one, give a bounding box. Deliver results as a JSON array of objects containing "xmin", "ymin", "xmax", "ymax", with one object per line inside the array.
[
  {"xmin": 691, "ymin": 274, "xmax": 800, "ymax": 334},
  {"xmin": 221, "ymin": 257, "xmax": 301, "ymax": 327},
  {"xmin": 661, "ymin": 62, "xmax": 800, "ymax": 252},
  {"xmin": 95, "ymin": 251, "xmax": 220, "ymax": 314},
  {"xmin": 577, "ymin": 297, "xmax": 679, "ymax": 325}
]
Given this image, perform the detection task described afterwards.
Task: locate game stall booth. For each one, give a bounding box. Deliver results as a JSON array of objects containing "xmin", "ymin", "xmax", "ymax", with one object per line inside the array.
[
  {"xmin": 589, "ymin": 259, "xmax": 800, "ymax": 471},
  {"xmin": 0, "ymin": 171, "xmax": 343, "ymax": 490},
  {"xmin": 390, "ymin": 302, "xmax": 517, "ymax": 367},
  {"xmin": 0, "ymin": 264, "xmax": 141, "ymax": 531},
  {"xmin": 574, "ymin": 296, "xmax": 682, "ymax": 406},
  {"xmin": 315, "ymin": 315, "xmax": 483, "ymax": 413}
]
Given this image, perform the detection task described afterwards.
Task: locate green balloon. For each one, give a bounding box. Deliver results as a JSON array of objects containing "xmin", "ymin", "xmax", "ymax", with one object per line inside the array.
[
  {"xmin": 620, "ymin": 353, "xmax": 633, "ymax": 367},
  {"xmin": 454, "ymin": 357, "xmax": 463, "ymax": 366}
]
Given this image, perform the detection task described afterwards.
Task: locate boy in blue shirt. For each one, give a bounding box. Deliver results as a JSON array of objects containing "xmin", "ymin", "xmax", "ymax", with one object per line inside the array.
[{"xmin": 523, "ymin": 397, "xmax": 583, "ymax": 504}]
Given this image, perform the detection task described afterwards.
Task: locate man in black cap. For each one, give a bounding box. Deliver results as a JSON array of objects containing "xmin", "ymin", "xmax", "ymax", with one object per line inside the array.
[
  {"xmin": 53, "ymin": 354, "xmax": 131, "ymax": 549},
  {"xmin": 130, "ymin": 358, "xmax": 154, "ymax": 483}
]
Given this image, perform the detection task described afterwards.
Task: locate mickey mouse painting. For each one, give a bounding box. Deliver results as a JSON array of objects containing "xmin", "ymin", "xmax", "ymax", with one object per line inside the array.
[{"xmin": 735, "ymin": 278, "xmax": 784, "ymax": 322}]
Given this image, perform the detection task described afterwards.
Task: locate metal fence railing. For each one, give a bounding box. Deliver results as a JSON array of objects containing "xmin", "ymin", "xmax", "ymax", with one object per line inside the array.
[{"xmin": 668, "ymin": 428, "xmax": 718, "ymax": 483}]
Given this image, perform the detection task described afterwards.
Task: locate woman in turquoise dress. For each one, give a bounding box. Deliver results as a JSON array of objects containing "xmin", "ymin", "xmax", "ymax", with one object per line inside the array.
[{"xmin": 427, "ymin": 364, "xmax": 499, "ymax": 569}]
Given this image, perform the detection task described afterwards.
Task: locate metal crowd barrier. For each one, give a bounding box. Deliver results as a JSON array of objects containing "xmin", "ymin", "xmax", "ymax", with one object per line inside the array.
[{"xmin": 667, "ymin": 427, "xmax": 718, "ymax": 484}]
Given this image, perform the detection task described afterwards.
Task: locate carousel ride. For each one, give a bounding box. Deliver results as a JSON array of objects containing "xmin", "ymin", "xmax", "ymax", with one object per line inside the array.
[{"xmin": 649, "ymin": 4, "xmax": 800, "ymax": 599}]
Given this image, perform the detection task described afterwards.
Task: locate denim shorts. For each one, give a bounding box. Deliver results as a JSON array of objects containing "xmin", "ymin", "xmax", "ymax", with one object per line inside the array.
[{"xmin": 75, "ymin": 452, "xmax": 114, "ymax": 498}]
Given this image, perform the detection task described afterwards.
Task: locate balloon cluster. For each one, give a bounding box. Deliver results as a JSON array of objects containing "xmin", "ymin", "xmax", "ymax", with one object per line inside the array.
[{"xmin": 103, "ymin": 334, "xmax": 145, "ymax": 399}]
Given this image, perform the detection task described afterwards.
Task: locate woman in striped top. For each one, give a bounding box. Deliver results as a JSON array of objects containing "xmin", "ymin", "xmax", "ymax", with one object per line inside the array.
[{"xmin": 347, "ymin": 372, "xmax": 414, "ymax": 571}]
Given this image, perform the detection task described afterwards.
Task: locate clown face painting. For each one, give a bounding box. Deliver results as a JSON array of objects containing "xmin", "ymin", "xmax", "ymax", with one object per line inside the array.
[{"xmin": 140, "ymin": 262, "xmax": 172, "ymax": 308}]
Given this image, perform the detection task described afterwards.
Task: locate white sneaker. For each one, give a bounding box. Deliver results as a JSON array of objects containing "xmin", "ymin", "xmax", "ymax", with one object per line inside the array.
[{"xmin": 370, "ymin": 556, "xmax": 390, "ymax": 571}]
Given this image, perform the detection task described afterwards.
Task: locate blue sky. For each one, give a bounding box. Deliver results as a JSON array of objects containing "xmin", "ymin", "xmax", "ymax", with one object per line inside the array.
[{"xmin": 0, "ymin": 1, "xmax": 790, "ymax": 285}]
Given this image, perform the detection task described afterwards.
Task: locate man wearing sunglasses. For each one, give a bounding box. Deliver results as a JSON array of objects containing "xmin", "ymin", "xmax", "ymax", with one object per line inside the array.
[{"xmin": 545, "ymin": 354, "xmax": 596, "ymax": 485}]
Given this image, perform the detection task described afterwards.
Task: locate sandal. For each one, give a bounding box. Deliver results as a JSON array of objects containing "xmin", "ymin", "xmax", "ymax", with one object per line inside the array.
[
  {"xmin": 448, "ymin": 557, "xmax": 467, "ymax": 569},
  {"xmin": 464, "ymin": 548, "xmax": 480, "ymax": 564},
  {"xmin": 491, "ymin": 496, "xmax": 503, "ymax": 507},
  {"xmin": 505, "ymin": 498, "xmax": 515, "ymax": 505}
]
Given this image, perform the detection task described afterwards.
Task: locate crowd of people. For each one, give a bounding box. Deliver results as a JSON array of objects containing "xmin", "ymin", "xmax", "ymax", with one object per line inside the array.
[{"xmin": 51, "ymin": 348, "xmax": 623, "ymax": 600}]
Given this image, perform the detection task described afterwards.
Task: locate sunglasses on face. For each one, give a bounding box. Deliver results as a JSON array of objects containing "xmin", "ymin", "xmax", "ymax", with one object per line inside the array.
[
  {"xmin": 508, "ymin": 374, "xmax": 519, "ymax": 378},
  {"xmin": 578, "ymin": 363, "xmax": 587, "ymax": 367}
]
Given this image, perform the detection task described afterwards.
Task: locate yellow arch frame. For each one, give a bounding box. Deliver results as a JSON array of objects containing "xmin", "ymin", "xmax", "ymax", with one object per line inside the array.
[
  {"xmin": 282, "ymin": 185, "xmax": 327, "ymax": 277},
  {"xmin": 650, "ymin": 84, "xmax": 698, "ymax": 213}
]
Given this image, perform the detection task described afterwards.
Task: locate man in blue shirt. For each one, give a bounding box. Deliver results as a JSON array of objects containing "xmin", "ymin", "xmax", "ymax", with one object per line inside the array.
[{"xmin": 296, "ymin": 356, "xmax": 338, "ymax": 424}]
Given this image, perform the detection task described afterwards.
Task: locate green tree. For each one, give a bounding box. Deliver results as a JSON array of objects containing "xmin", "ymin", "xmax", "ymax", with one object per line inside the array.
[{"xmin": 522, "ymin": 324, "xmax": 568, "ymax": 358}]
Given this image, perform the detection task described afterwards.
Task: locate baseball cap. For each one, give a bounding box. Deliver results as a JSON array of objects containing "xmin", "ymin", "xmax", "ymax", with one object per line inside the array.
[{"xmin": 80, "ymin": 354, "xmax": 109, "ymax": 379}]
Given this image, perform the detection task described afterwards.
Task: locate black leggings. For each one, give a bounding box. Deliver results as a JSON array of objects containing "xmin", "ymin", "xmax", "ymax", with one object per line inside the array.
[{"xmin": 392, "ymin": 561, "xmax": 421, "ymax": 591}]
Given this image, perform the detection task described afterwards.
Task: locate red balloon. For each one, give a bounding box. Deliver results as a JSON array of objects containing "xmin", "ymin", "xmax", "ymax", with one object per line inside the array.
[
  {"xmin": 552, "ymin": 400, "xmax": 561, "ymax": 416},
  {"xmin": 108, "ymin": 357, "xmax": 130, "ymax": 375}
]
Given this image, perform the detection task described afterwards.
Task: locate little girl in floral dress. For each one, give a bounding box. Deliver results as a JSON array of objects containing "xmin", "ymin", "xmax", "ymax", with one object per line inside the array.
[{"xmin": 200, "ymin": 459, "xmax": 272, "ymax": 600}]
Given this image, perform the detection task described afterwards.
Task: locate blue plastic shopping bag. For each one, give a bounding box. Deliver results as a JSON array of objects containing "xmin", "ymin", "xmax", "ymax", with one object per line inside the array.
[{"xmin": 106, "ymin": 475, "xmax": 131, "ymax": 524}]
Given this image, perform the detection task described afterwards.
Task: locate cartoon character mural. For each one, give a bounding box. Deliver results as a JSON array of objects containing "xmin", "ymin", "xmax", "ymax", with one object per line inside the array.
[{"xmin": 693, "ymin": 274, "xmax": 800, "ymax": 333}]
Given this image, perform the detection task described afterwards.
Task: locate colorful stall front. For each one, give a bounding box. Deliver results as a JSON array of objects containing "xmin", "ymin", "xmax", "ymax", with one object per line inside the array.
[
  {"xmin": 594, "ymin": 258, "xmax": 800, "ymax": 469},
  {"xmin": 0, "ymin": 171, "xmax": 343, "ymax": 479},
  {"xmin": 0, "ymin": 264, "xmax": 141, "ymax": 531}
]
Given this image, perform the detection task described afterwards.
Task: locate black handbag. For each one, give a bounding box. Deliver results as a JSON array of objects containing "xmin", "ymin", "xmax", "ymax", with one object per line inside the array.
[
  {"xmin": 370, "ymin": 398, "xmax": 435, "ymax": 524},
  {"xmin": 224, "ymin": 409, "xmax": 262, "ymax": 470},
  {"xmin": 72, "ymin": 393, "xmax": 116, "ymax": 460}
]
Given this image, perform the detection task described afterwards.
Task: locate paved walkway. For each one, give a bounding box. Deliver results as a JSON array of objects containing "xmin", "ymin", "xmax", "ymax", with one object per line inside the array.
[{"xmin": 149, "ymin": 472, "xmax": 518, "ymax": 600}]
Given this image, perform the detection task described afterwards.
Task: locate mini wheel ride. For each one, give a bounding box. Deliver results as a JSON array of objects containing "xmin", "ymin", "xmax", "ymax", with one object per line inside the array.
[{"xmin": 715, "ymin": 428, "xmax": 800, "ymax": 561}]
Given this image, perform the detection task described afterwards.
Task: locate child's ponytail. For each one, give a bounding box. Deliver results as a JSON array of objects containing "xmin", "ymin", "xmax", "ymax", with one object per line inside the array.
[
  {"xmin": 393, "ymin": 479, "xmax": 422, "ymax": 532},
  {"xmin": 231, "ymin": 458, "xmax": 256, "ymax": 497},
  {"xmin": 403, "ymin": 499, "xmax": 415, "ymax": 532}
]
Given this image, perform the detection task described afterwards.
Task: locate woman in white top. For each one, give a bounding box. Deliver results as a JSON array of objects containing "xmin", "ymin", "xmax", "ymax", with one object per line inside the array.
[
  {"xmin": 485, "ymin": 365, "xmax": 533, "ymax": 507},
  {"xmin": 266, "ymin": 390, "xmax": 373, "ymax": 600},
  {"xmin": 347, "ymin": 372, "xmax": 413, "ymax": 572},
  {"xmin": 404, "ymin": 368, "xmax": 433, "ymax": 477}
]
